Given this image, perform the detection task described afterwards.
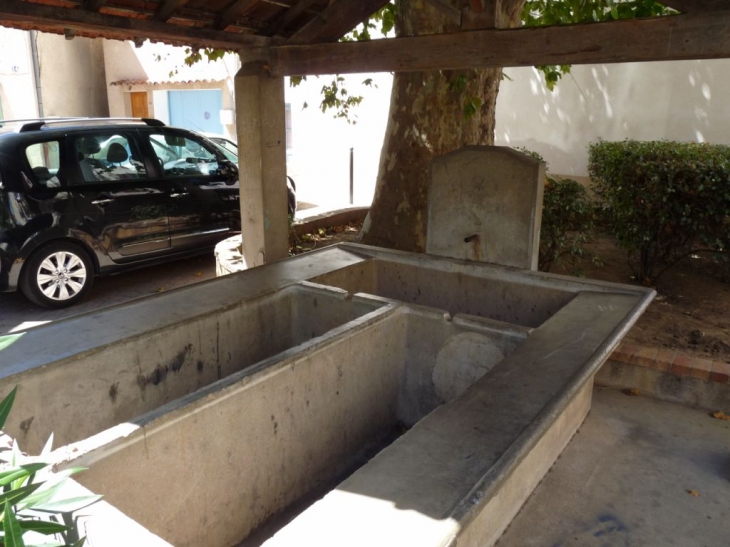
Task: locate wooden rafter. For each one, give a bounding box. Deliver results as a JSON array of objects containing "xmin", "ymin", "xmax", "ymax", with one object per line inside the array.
[
  {"xmin": 254, "ymin": 11, "xmax": 730, "ymax": 76},
  {"xmin": 155, "ymin": 0, "xmax": 190, "ymax": 22},
  {"xmin": 0, "ymin": 1, "xmax": 270, "ymax": 49},
  {"xmin": 266, "ymin": 0, "xmax": 321, "ymax": 36},
  {"xmin": 287, "ymin": 0, "xmax": 391, "ymax": 45},
  {"xmin": 660, "ymin": 0, "xmax": 729, "ymax": 13},
  {"xmin": 84, "ymin": 0, "xmax": 108, "ymax": 11},
  {"xmin": 215, "ymin": 0, "xmax": 260, "ymax": 30}
]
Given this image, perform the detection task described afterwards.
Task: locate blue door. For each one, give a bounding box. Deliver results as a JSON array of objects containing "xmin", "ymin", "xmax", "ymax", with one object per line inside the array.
[{"xmin": 168, "ymin": 90, "xmax": 223, "ymax": 135}]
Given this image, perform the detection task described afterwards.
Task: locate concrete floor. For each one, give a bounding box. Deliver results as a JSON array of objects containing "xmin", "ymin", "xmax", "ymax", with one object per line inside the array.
[{"xmin": 499, "ymin": 386, "xmax": 730, "ymax": 547}]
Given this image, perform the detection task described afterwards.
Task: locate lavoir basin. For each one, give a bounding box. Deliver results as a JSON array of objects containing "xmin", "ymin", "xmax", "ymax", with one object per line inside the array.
[{"xmin": 0, "ymin": 243, "xmax": 654, "ymax": 546}]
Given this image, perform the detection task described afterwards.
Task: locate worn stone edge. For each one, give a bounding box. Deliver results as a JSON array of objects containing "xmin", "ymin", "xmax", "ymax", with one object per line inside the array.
[
  {"xmin": 292, "ymin": 206, "xmax": 369, "ymax": 237},
  {"xmin": 293, "ymin": 209, "xmax": 727, "ymax": 386},
  {"xmin": 609, "ymin": 342, "xmax": 729, "ymax": 384}
]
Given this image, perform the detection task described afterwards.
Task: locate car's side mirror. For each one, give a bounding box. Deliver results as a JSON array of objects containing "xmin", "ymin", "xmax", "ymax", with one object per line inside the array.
[{"xmin": 219, "ymin": 159, "xmax": 238, "ymax": 186}]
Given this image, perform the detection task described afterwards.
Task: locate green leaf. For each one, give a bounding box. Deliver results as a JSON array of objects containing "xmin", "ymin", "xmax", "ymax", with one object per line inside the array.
[
  {"xmin": 32, "ymin": 495, "xmax": 103, "ymax": 514},
  {"xmin": 0, "ymin": 465, "xmax": 47, "ymax": 488},
  {"xmin": 17, "ymin": 520, "xmax": 69, "ymax": 534},
  {"xmin": 39, "ymin": 434, "xmax": 54, "ymax": 459},
  {"xmin": 3, "ymin": 500, "xmax": 26, "ymax": 547},
  {"xmin": 0, "ymin": 335, "xmax": 23, "ymax": 353},
  {"xmin": 0, "ymin": 387, "xmax": 18, "ymax": 431},
  {"xmin": 69, "ymin": 538, "xmax": 86, "ymax": 547},
  {"xmin": 15, "ymin": 469, "xmax": 86, "ymax": 512},
  {"xmin": 0, "ymin": 483, "xmax": 42, "ymax": 508}
]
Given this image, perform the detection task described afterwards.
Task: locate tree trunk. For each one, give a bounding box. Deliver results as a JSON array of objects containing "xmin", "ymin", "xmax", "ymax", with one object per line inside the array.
[{"xmin": 361, "ymin": 0, "xmax": 526, "ymax": 252}]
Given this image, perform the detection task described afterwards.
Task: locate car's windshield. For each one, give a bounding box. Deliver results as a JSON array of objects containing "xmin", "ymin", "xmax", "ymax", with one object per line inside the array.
[
  {"xmin": 150, "ymin": 139, "xmax": 180, "ymax": 164},
  {"xmin": 210, "ymin": 138, "xmax": 238, "ymax": 163}
]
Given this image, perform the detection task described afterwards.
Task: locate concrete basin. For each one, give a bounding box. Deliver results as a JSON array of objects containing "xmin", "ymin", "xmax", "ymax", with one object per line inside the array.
[{"xmin": 0, "ymin": 243, "xmax": 653, "ymax": 546}]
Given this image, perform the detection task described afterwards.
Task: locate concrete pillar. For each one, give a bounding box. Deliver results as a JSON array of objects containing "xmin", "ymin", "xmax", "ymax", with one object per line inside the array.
[{"xmin": 234, "ymin": 67, "xmax": 288, "ymax": 267}]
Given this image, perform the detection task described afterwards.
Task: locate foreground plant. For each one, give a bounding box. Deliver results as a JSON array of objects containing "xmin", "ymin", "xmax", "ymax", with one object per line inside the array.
[{"xmin": 0, "ymin": 388, "xmax": 101, "ymax": 547}]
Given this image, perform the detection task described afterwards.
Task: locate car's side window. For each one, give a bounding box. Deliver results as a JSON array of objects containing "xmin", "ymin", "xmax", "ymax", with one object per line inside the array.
[
  {"xmin": 25, "ymin": 141, "xmax": 62, "ymax": 187},
  {"xmin": 148, "ymin": 133, "xmax": 221, "ymax": 179},
  {"xmin": 74, "ymin": 134, "xmax": 147, "ymax": 183}
]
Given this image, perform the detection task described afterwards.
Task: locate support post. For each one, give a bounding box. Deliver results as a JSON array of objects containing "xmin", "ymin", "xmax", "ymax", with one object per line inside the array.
[
  {"xmin": 234, "ymin": 64, "xmax": 288, "ymax": 268},
  {"xmin": 349, "ymin": 147, "xmax": 354, "ymax": 205}
]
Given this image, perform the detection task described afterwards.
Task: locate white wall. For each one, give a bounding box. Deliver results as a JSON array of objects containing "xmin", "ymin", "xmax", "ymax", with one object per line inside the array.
[
  {"xmin": 37, "ymin": 33, "xmax": 108, "ymax": 117},
  {"xmin": 0, "ymin": 28, "xmax": 108, "ymax": 120},
  {"xmin": 495, "ymin": 60, "xmax": 730, "ymax": 177},
  {"xmin": 0, "ymin": 27, "xmax": 37, "ymax": 119},
  {"xmin": 285, "ymin": 73, "xmax": 393, "ymax": 207},
  {"xmin": 287, "ymin": 59, "xmax": 730, "ymax": 207}
]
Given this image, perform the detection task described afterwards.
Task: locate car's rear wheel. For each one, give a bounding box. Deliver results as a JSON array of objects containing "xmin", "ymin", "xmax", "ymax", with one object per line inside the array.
[{"xmin": 20, "ymin": 242, "xmax": 94, "ymax": 308}]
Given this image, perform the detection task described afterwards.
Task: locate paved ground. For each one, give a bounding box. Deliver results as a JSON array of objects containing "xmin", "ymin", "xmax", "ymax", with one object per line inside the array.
[
  {"xmin": 0, "ymin": 203, "xmax": 354, "ymax": 336},
  {"xmin": 499, "ymin": 386, "xmax": 730, "ymax": 547},
  {"xmin": 0, "ymin": 254, "xmax": 217, "ymax": 335}
]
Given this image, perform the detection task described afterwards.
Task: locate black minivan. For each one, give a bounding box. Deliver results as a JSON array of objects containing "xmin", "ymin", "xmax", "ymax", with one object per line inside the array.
[{"xmin": 0, "ymin": 118, "xmax": 251, "ymax": 308}]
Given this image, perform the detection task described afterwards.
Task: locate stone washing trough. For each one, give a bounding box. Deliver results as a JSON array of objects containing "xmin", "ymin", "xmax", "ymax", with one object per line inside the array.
[{"xmin": 0, "ymin": 243, "xmax": 654, "ymax": 546}]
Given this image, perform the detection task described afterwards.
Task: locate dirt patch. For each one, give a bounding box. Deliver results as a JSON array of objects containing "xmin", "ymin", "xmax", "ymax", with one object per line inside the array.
[
  {"xmin": 289, "ymin": 222, "xmax": 362, "ymax": 255},
  {"xmin": 551, "ymin": 234, "xmax": 730, "ymax": 363},
  {"xmin": 295, "ymin": 221, "xmax": 729, "ymax": 364}
]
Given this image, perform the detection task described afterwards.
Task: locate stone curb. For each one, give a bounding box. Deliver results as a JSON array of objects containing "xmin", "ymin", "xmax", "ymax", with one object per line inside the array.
[
  {"xmin": 609, "ymin": 343, "xmax": 729, "ymax": 384},
  {"xmin": 292, "ymin": 206, "xmax": 369, "ymax": 237}
]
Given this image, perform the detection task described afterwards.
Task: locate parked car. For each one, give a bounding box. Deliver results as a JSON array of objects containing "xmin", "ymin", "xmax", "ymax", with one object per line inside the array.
[
  {"xmin": 205, "ymin": 134, "xmax": 297, "ymax": 217},
  {"xmin": 0, "ymin": 117, "xmax": 293, "ymax": 308}
]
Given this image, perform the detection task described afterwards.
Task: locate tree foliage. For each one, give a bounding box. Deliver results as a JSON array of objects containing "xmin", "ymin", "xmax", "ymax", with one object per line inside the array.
[
  {"xmin": 521, "ymin": 0, "xmax": 674, "ymax": 89},
  {"xmin": 181, "ymin": 1, "xmax": 674, "ymax": 111}
]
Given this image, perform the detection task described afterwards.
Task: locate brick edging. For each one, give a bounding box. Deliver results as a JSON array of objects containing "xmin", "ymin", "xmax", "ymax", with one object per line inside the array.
[{"xmin": 609, "ymin": 343, "xmax": 730, "ymax": 384}]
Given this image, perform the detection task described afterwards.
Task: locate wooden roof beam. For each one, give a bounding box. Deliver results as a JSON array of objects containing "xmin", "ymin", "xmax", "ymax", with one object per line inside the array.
[
  {"xmin": 660, "ymin": 0, "xmax": 729, "ymax": 13},
  {"xmin": 253, "ymin": 12, "xmax": 730, "ymax": 76},
  {"xmin": 287, "ymin": 0, "xmax": 392, "ymax": 45},
  {"xmin": 0, "ymin": 1, "xmax": 270, "ymax": 49},
  {"xmin": 266, "ymin": 0, "xmax": 322, "ymax": 37},
  {"xmin": 84, "ymin": 0, "xmax": 108, "ymax": 11},
  {"xmin": 215, "ymin": 0, "xmax": 260, "ymax": 30},
  {"xmin": 155, "ymin": 0, "xmax": 190, "ymax": 22}
]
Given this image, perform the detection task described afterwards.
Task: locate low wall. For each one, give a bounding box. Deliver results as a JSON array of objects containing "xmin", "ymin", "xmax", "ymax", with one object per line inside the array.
[
  {"xmin": 3, "ymin": 243, "xmax": 653, "ymax": 547},
  {"xmin": 0, "ymin": 281, "xmax": 381, "ymax": 451},
  {"xmin": 55, "ymin": 305, "xmax": 530, "ymax": 546}
]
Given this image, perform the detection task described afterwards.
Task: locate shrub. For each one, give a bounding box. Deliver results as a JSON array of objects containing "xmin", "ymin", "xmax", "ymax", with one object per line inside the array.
[
  {"xmin": 515, "ymin": 147, "xmax": 598, "ymax": 272},
  {"xmin": 589, "ymin": 140, "xmax": 730, "ymax": 283},
  {"xmin": 539, "ymin": 175, "xmax": 597, "ymax": 272}
]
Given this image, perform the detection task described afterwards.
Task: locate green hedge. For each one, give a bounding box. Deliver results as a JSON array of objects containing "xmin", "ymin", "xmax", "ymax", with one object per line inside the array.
[
  {"xmin": 516, "ymin": 147, "xmax": 597, "ymax": 272},
  {"xmin": 539, "ymin": 176, "xmax": 596, "ymax": 272},
  {"xmin": 589, "ymin": 140, "xmax": 730, "ymax": 282}
]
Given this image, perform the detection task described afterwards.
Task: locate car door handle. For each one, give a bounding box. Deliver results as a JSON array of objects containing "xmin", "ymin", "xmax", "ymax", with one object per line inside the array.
[{"xmin": 91, "ymin": 198, "xmax": 113, "ymax": 206}]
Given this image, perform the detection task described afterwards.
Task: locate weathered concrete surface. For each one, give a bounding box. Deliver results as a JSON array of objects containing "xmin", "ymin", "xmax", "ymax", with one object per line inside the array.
[
  {"xmin": 596, "ymin": 359, "xmax": 730, "ymax": 412},
  {"xmin": 0, "ymin": 247, "xmax": 370, "ymax": 452},
  {"xmin": 498, "ymin": 387, "xmax": 730, "ymax": 547},
  {"xmin": 235, "ymin": 71, "xmax": 289, "ymax": 266},
  {"xmin": 65, "ymin": 479, "xmax": 173, "ymax": 546},
  {"xmin": 427, "ymin": 146, "xmax": 545, "ymax": 270},
  {"xmin": 62, "ymin": 305, "xmax": 405, "ymax": 547},
  {"xmin": 0, "ymin": 244, "xmax": 649, "ymax": 452},
  {"xmin": 2, "ymin": 243, "xmax": 653, "ymax": 547},
  {"xmin": 312, "ymin": 247, "xmax": 650, "ymax": 329},
  {"xmin": 260, "ymin": 292, "xmax": 650, "ymax": 547},
  {"xmin": 55, "ymin": 304, "xmax": 531, "ymax": 547}
]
